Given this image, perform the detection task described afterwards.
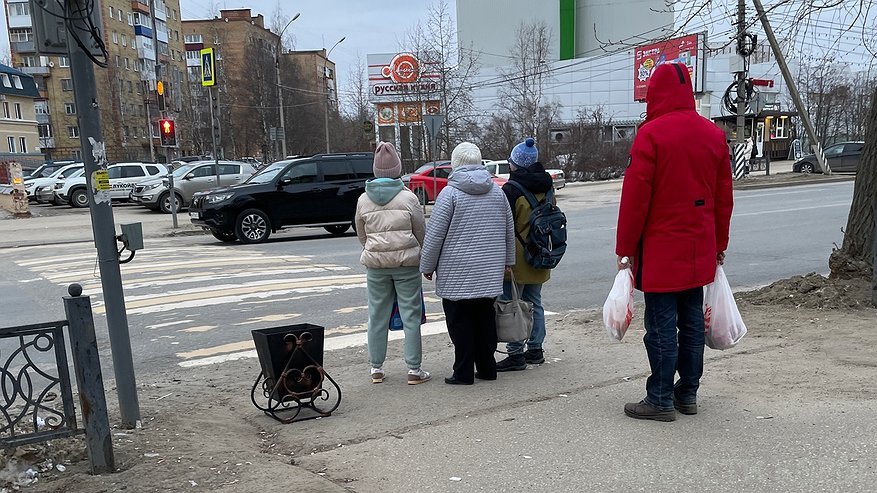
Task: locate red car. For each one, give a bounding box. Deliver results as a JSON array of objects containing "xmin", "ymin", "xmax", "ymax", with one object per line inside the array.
[{"xmin": 403, "ymin": 161, "xmax": 508, "ymax": 204}]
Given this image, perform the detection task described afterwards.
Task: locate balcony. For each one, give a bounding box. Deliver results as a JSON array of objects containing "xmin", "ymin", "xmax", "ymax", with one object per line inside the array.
[
  {"xmin": 39, "ymin": 137, "xmax": 55, "ymax": 149},
  {"xmin": 131, "ymin": 0, "xmax": 150, "ymax": 14},
  {"xmin": 8, "ymin": 14, "xmax": 32, "ymax": 29},
  {"xmin": 36, "ymin": 114, "xmax": 50, "ymax": 124},
  {"xmin": 157, "ymin": 30, "xmax": 168, "ymax": 43},
  {"xmin": 134, "ymin": 25, "xmax": 153, "ymax": 38},
  {"xmin": 10, "ymin": 40, "xmax": 36, "ymax": 53},
  {"xmin": 20, "ymin": 66, "xmax": 50, "ymax": 76}
]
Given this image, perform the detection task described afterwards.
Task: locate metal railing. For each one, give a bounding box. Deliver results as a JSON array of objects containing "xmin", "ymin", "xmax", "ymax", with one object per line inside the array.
[{"xmin": 0, "ymin": 321, "xmax": 79, "ymax": 448}]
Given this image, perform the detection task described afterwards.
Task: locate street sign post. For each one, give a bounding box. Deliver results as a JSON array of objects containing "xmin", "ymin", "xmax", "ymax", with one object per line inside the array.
[
  {"xmin": 200, "ymin": 48, "xmax": 216, "ymax": 87},
  {"xmin": 201, "ymin": 47, "xmax": 220, "ymax": 183}
]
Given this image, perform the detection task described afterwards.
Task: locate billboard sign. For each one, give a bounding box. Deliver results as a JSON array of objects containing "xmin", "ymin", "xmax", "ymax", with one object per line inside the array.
[
  {"xmin": 633, "ymin": 33, "xmax": 707, "ymax": 101},
  {"xmin": 368, "ymin": 52, "xmax": 441, "ymax": 103}
]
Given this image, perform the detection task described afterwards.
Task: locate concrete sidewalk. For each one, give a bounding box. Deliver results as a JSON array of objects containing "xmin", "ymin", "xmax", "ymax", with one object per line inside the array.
[{"xmin": 22, "ymin": 300, "xmax": 877, "ymax": 492}]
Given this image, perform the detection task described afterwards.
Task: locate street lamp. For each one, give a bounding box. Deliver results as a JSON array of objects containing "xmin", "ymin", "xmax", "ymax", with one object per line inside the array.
[
  {"xmin": 324, "ymin": 36, "xmax": 345, "ymax": 154},
  {"xmin": 275, "ymin": 12, "xmax": 300, "ymax": 160}
]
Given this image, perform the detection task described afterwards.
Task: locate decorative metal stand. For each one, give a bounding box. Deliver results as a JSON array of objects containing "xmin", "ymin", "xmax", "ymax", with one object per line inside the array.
[{"xmin": 250, "ymin": 331, "xmax": 341, "ymax": 424}]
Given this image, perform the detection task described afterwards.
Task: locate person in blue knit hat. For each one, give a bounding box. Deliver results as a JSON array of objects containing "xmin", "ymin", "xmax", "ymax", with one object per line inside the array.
[{"xmin": 496, "ymin": 137, "xmax": 556, "ymax": 372}]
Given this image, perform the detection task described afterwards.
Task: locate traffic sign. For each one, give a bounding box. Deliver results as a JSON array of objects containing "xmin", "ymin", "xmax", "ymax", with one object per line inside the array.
[
  {"xmin": 201, "ymin": 48, "xmax": 216, "ymax": 87},
  {"xmin": 423, "ymin": 114, "xmax": 443, "ymax": 139}
]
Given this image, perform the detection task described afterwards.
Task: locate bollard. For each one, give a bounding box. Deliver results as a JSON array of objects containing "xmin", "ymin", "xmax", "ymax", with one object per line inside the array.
[{"xmin": 63, "ymin": 283, "xmax": 116, "ymax": 474}]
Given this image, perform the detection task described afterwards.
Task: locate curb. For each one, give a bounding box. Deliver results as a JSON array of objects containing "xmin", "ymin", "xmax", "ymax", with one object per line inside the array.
[{"xmin": 734, "ymin": 175, "xmax": 855, "ymax": 191}]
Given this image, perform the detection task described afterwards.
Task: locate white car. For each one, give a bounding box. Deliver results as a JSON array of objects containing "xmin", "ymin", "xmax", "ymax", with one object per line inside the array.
[
  {"xmin": 24, "ymin": 163, "xmax": 84, "ymax": 203},
  {"xmin": 485, "ymin": 160, "xmax": 565, "ymax": 190},
  {"xmin": 55, "ymin": 162, "xmax": 167, "ymax": 208}
]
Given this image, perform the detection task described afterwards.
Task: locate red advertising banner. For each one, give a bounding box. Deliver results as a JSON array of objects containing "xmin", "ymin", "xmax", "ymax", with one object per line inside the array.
[{"xmin": 633, "ymin": 34, "xmax": 705, "ymax": 101}]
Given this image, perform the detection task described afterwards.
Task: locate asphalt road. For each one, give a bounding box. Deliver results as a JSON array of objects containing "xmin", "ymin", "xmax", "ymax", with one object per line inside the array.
[{"xmin": 0, "ymin": 180, "xmax": 853, "ymax": 377}]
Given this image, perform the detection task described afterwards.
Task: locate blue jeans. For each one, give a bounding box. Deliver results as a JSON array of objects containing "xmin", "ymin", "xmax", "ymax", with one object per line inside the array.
[
  {"xmin": 501, "ymin": 281, "xmax": 545, "ymax": 355},
  {"xmin": 642, "ymin": 288, "xmax": 705, "ymax": 411}
]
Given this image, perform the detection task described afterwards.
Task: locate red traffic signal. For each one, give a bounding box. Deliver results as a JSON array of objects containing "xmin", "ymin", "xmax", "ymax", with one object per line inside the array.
[{"xmin": 159, "ymin": 119, "xmax": 176, "ymax": 147}]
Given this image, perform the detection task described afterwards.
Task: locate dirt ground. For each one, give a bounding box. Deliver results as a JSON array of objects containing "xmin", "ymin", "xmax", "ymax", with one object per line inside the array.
[{"xmin": 3, "ymin": 275, "xmax": 876, "ymax": 492}]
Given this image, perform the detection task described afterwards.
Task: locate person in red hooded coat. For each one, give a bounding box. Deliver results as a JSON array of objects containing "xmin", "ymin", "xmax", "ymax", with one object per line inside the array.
[{"xmin": 615, "ymin": 62, "xmax": 734, "ymax": 422}]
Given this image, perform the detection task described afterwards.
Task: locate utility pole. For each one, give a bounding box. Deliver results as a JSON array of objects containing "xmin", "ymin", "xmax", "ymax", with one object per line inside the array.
[
  {"xmin": 735, "ymin": 0, "xmax": 747, "ymax": 152},
  {"xmin": 751, "ymin": 0, "xmax": 829, "ymax": 173},
  {"xmin": 66, "ymin": 0, "xmax": 141, "ymax": 429},
  {"xmin": 275, "ymin": 13, "xmax": 300, "ymax": 160},
  {"xmin": 150, "ymin": 0, "xmax": 164, "ymax": 163},
  {"xmin": 324, "ymin": 37, "xmax": 345, "ymax": 154}
]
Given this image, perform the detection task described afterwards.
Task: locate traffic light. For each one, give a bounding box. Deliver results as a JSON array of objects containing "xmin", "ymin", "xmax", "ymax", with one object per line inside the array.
[{"xmin": 159, "ymin": 119, "xmax": 176, "ymax": 147}]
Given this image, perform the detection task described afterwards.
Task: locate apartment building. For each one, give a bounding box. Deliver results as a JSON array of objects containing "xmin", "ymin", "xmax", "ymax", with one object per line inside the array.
[
  {"xmin": 4, "ymin": 0, "xmax": 187, "ymax": 162},
  {"xmin": 0, "ymin": 64, "xmax": 40, "ymax": 166},
  {"xmin": 181, "ymin": 9, "xmax": 338, "ymax": 160}
]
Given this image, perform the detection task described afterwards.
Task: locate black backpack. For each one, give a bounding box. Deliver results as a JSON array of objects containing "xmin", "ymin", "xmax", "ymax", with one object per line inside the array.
[{"xmin": 506, "ymin": 181, "xmax": 567, "ymax": 269}]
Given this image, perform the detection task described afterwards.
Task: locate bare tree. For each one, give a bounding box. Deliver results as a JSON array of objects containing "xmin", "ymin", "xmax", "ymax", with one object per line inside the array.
[{"xmin": 498, "ymin": 21, "xmax": 554, "ymax": 139}]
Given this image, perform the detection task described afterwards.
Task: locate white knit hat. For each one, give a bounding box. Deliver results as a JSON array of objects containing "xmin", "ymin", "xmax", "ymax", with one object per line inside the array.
[{"xmin": 450, "ymin": 142, "xmax": 482, "ymax": 169}]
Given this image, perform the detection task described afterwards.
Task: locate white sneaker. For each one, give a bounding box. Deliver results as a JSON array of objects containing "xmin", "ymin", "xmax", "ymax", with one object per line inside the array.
[
  {"xmin": 371, "ymin": 367, "xmax": 384, "ymax": 384},
  {"xmin": 407, "ymin": 368, "xmax": 431, "ymax": 385}
]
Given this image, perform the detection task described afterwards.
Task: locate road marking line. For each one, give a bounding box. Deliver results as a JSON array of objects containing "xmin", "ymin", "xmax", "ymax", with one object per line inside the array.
[
  {"xmin": 179, "ymin": 325, "xmax": 217, "ymax": 333},
  {"xmin": 78, "ymin": 266, "xmax": 352, "ymax": 291},
  {"xmin": 734, "ymin": 201, "xmax": 849, "ymax": 217},
  {"xmin": 146, "ymin": 320, "xmax": 193, "ymax": 329},
  {"xmin": 42, "ymin": 256, "xmax": 314, "ymax": 281},
  {"xmin": 177, "ymin": 320, "xmax": 450, "ymax": 368},
  {"xmin": 109, "ymin": 282, "xmax": 368, "ymax": 315},
  {"xmin": 233, "ymin": 314, "xmax": 301, "ymax": 326}
]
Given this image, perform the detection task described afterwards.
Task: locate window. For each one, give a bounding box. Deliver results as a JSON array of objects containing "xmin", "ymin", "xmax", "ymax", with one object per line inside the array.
[
  {"xmin": 35, "ymin": 102, "xmax": 49, "ymax": 115},
  {"xmin": 108, "ymin": 6, "xmax": 114, "ymax": 18},
  {"xmin": 2, "ymin": 102, "xmax": 9, "ymax": 118},
  {"xmin": 184, "ymin": 34, "xmax": 203, "ymax": 44},
  {"xmin": 281, "ymin": 162, "xmax": 318, "ymax": 184},
  {"xmin": 64, "ymin": 103, "xmax": 76, "ymax": 115},
  {"xmin": 20, "ymin": 55, "xmax": 36, "ymax": 67},
  {"xmin": 121, "ymin": 34, "xmax": 127, "ymax": 47},
  {"xmin": 321, "ymin": 161, "xmax": 353, "ymax": 182},
  {"xmin": 824, "ymin": 145, "xmax": 844, "ymax": 157},
  {"xmin": 7, "ymin": 137, "xmax": 16, "ymax": 153},
  {"xmin": 128, "ymin": 13, "xmax": 134, "ymax": 25},
  {"xmin": 11, "ymin": 76, "xmax": 23, "ymax": 90},
  {"xmin": 61, "ymin": 78, "xmax": 74, "ymax": 91},
  {"xmin": 127, "ymin": 81, "xmax": 133, "ymax": 93},
  {"xmin": 10, "ymin": 3, "xmax": 30, "ymax": 16},
  {"xmin": 9, "ymin": 29, "xmax": 32, "ymax": 42},
  {"xmin": 121, "ymin": 166, "xmax": 146, "ymax": 178},
  {"xmin": 146, "ymin": 165, "xmax": 161, "ymax": 175},
  {"xmin": 60, "ymin": 166, "xmax": 80, "ymax": 178},
  {"xmin": 352, "ymin": 158, "xmax": 374, "ymax": 179},
  {"xmin": 430, "ymin": 168, "xmax": 451, "ymax": 179},
  {"xmin": 68, "ymin": 126, "xmax": 79, "ymax": 138},
  {"xmin": 124, "ymin": 58, "xmax": 130, "ymax": 70},
  {"xmin": 218, "ymin": 164, "xmax": 240, "ymax": 175},
  {"xmin": 0, "ymin": 75, "xmax": 9, "ymax": 88},
  {"xmin": 14, "ymin": 103, "xmax": 22, "ymax": 119},
  {"xmin": 844, "ymin": 143, "xmax": 864, "ymax": 153},
  {"xmin": 112, "ymin": 32, "xmax": 119, "ymax": 44},
  {"xmin": 190, "ymin": 165, "xmax": 215, "ymax": 178},
  {"xmin": 118, "ymin": 10, "xmax": 123, "ymax": 22},
  {"xmin": 19, "ymin": 137, "xmax": 27, "ymax": 153},
  {"xmin": 115, "ymin": 55, "xmax": 120, "ymax": 67},
  {"xmin": 59, "ymin": 56, "xmax": 70, "ymax": 67}
]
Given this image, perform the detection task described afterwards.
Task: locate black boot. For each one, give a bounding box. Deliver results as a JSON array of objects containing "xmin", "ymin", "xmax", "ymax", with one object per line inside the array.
[
  {"xmin": 524, "ymin": 348, "xmax": 544, "ymax": 365},
  {"xmin": 496, "ymin": 353, "xmax": 527, "ymax": 372}
]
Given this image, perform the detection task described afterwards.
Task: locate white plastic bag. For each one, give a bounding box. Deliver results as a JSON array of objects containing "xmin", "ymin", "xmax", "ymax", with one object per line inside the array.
[
  {"xmin": 603, "ymin": 268, "xmax": 635, "ymax": 341},
  {"xmin": 703, "ymin": 265, "xmax": 747, "ymax": 350}
]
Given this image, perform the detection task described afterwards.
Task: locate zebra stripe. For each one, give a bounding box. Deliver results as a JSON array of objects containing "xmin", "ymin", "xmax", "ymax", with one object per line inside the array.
[{"xmin": 733, "ymin": 143, "xmax": 748, "ymax": 180}]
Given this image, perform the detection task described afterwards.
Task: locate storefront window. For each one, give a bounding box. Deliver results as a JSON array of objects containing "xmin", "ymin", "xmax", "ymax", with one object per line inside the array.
[
  {"xmin": 378, "ymin": 125, "xmax": 395, "ymax": 147},
  {"xmin": 769, "ymin": 116, "xmax": 788, "ymax": 139}
]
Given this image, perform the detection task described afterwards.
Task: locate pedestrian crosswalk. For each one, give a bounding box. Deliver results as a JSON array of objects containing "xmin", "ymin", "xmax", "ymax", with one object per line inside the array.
[{"xmin": 5, "ymin": 238, "xmax": 448, "ymax": 369}]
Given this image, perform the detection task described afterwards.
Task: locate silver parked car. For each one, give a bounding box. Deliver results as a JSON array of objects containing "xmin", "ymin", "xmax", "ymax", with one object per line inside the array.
[{"xmin": 130, "ymin": 160, "xmax": 256, "ymax": 213}]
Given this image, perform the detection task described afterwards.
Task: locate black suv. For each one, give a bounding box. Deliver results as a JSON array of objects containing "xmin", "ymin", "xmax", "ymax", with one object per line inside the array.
[{"xmin": 189, "ymin": 153, "xmax": 374, "ymax": 243}]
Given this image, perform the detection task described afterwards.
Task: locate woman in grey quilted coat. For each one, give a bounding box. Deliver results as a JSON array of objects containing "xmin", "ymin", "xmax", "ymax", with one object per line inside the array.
[{"xmin": 420, "ymin": 142, "xmax": 515, "ymax": 385}]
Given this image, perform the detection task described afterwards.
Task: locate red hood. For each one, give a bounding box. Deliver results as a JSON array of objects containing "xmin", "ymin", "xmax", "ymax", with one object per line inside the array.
[{"xmin": 645, "ymin": 62, "xmax": 696, "ymax": 122}]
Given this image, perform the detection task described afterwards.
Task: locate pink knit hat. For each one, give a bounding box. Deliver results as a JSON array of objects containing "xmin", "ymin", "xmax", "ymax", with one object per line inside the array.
[{"xmin": 373, "ymin": 142, "xmax": 402, "ymax": 178}]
